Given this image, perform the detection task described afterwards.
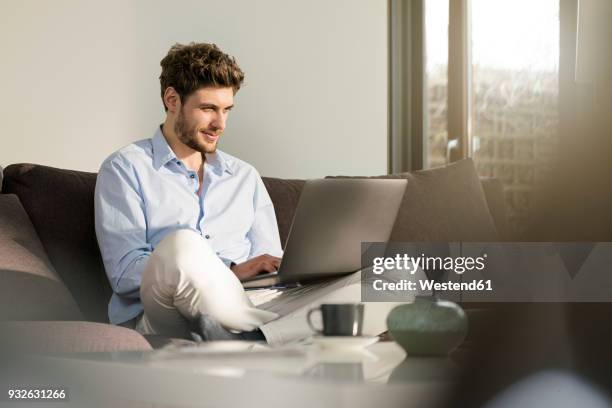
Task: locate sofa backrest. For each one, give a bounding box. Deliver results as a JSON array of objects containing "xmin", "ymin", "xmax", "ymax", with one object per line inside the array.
[
  {"xmin": 327, "ymin": 159, "xmax": 503, "ymax": 242},
  {"xmin": 261, "ymin": 178, "xmax": 305, "ymax": 246},
  {"xmin": 2, "ymin": 160, "xmax": 508, "ymax": 323}
]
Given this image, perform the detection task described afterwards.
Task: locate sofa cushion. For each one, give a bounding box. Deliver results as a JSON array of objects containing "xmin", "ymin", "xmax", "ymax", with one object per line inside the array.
[
  {"xmin": 0, "ymin": 194, "xmax": 82, "ymax": 321},
  {"xmin": 480, "ymin": 177, "xmax": 512, "ymax": 240},
  {"xmin": 262, "ymin": 178, "xmax": 305, "ymax": 247},
  {"xmin": 328, "ymin": 159, "xmax": 499, "ymax": 241},
  {"xmin": 3, "ymin": 164, "xmax": 110, "ymax": 322},
  {"xmin": 0, "ymin": 321, "xmax": 152, "ymax": 353}
]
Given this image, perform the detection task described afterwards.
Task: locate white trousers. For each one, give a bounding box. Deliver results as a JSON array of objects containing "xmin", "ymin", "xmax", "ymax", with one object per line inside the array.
[{"xmin": 135, "ymin": 229, "xmax": 278, "ymax": 338}]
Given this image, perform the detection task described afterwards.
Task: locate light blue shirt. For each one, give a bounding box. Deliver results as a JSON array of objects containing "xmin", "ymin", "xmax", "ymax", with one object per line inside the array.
[{"xmin": 94, "ymin": 127, "xmax": 282, "ymax": 324}]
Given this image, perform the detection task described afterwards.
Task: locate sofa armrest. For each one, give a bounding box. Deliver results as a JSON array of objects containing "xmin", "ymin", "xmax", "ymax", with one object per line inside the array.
[{"xmin": 0, "ymin": 321, "xmax": 152, "ymax": 353}]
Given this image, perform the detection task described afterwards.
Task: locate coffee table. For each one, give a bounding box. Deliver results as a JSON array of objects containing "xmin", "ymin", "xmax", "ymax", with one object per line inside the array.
[{"xmin": 11, "ymin": 341, "xmax": 459, "ymax": 408}]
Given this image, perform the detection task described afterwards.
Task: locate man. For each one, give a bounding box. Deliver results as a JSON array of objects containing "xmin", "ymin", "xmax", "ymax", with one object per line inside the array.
[{"xmin": 95, "ymin": 42, "xmax": 282, "ymax": 340}]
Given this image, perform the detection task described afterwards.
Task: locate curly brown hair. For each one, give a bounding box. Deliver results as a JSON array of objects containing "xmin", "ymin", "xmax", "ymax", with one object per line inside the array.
[{"xmin": 159, "ymin": 42, "xmax": 245, "ymax": 111}]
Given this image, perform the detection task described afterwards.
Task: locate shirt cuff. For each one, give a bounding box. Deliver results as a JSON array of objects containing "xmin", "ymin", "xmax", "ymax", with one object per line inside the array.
[{"xmin": 219, "ymin": 257, "xmax": 235, "ymax": 269}]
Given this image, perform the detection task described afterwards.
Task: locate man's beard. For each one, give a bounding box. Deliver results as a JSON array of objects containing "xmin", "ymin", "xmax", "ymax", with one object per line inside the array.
[{"xmin": 174, "ymin": 109, "xmax": 218, "ymax": 154}]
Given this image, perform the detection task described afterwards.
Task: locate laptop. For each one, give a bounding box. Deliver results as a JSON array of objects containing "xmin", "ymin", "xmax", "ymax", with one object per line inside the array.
[{"xmin": 242, "ymin": 178, "xmax": 407, "ymax": 289}]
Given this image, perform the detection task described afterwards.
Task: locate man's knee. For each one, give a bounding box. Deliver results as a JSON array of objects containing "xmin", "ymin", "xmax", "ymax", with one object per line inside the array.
[
  {"xmin": 153, "ymin": 228, "xmax": 212, "ymax": 266},
  {"xmin": 158, "ymin": 228, "xmax": 204, "ymax": 252},
  {"xmin": 143, "ymin": 228, "xmax": 225, "ymax": 292}
]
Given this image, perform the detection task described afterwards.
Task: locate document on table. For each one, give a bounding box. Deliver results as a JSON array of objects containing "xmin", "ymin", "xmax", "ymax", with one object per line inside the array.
[{"xmin": 249, "ymin": 267, "xmax": 423, "ymax": 347}]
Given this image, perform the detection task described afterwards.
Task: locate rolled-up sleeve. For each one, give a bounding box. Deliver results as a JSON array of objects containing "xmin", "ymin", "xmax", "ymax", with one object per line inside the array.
[
  {"xmin": 247, "ymin": 173, "xmax": 283, "ymax": 259},
  {"xmin": 94, "ymin": 157, "xmax": 152, "ymax": 299}
]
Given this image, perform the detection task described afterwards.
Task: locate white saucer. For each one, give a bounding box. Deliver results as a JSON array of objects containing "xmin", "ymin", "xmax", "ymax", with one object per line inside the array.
[{"xmin": 312, "ymin": 335, "xmax": 379, "ymax": 350}]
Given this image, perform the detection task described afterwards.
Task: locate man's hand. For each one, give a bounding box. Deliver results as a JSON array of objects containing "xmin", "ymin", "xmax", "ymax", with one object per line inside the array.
[{"xmin": 231, "ymin": 254, "xmax": 282, "ymax": 281}]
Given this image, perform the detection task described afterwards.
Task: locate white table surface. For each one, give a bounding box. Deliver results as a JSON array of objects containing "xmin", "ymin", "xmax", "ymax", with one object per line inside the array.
[{"xmin": 13, "ymin": 341, "xmax": 459, "ymax": 408}]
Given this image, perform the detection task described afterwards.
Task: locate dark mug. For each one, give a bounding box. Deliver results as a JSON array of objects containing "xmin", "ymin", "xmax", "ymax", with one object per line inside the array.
[{"xmin": 307, "ymin": 303, "xmax": 365, "ymax": 336}]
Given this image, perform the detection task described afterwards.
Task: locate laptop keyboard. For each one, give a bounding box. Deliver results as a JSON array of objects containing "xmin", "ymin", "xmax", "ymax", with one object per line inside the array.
[{"xmin": 247, "ymin": 279, "xmax": 340, "ymax": 315}]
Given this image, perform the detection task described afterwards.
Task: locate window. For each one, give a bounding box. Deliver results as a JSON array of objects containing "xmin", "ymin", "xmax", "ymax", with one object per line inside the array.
[{"xmin": 423, "ymin": 0, "xmax": 560, "ymax": 232}]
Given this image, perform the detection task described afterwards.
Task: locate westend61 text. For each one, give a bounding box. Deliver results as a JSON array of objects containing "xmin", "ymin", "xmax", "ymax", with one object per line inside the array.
[{"xmin": 373, "ymin": 279, "xmax": 493, "ymax": 292}]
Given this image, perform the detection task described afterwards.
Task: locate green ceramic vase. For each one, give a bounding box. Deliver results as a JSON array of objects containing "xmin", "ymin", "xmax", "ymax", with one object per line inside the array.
[{"xmin": 386, "ymin": 297, "xmax": 468, "ymax": 356}]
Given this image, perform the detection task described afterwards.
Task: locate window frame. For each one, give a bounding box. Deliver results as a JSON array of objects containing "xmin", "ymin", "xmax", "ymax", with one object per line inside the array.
[{"xmin": 389, "ymin": 0, "xmax": 577, "ymax": 171}]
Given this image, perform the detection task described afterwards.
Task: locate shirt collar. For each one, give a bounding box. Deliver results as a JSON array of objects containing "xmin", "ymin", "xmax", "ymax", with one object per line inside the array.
[
  {"xmin": 152, "ymin": 127, "xmax": 177, "ymax": 170},
  {"xmin": 151, "ymin": 126, "xmax": 233, "ymax": 175},
  {"xmin": 204, "ymin": 151, "xmax": 234, "ymax": 176}
]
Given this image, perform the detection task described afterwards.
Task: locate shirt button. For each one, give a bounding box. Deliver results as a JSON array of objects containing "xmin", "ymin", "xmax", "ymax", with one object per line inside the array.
[{"xmin": 205, "ymin": 234, "xmax": 210, "ymax": 239}]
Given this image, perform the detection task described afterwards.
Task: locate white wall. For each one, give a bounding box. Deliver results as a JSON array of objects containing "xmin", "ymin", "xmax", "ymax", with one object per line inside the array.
[{"xmin": 0, "ymin": 0, "xmax": 388, "ymax": 178}]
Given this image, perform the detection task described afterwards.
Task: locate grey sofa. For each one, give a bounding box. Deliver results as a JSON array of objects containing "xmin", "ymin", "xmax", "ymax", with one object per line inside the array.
[{"xmin": 0, "ymin": 158, "xmax": 507, "ymax": 353}]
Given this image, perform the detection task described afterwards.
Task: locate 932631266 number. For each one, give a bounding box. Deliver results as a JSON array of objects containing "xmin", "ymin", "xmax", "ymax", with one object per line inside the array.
[{"xmin": 5, "ymin": 387, "xmax": 68, "ymax": 401}]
